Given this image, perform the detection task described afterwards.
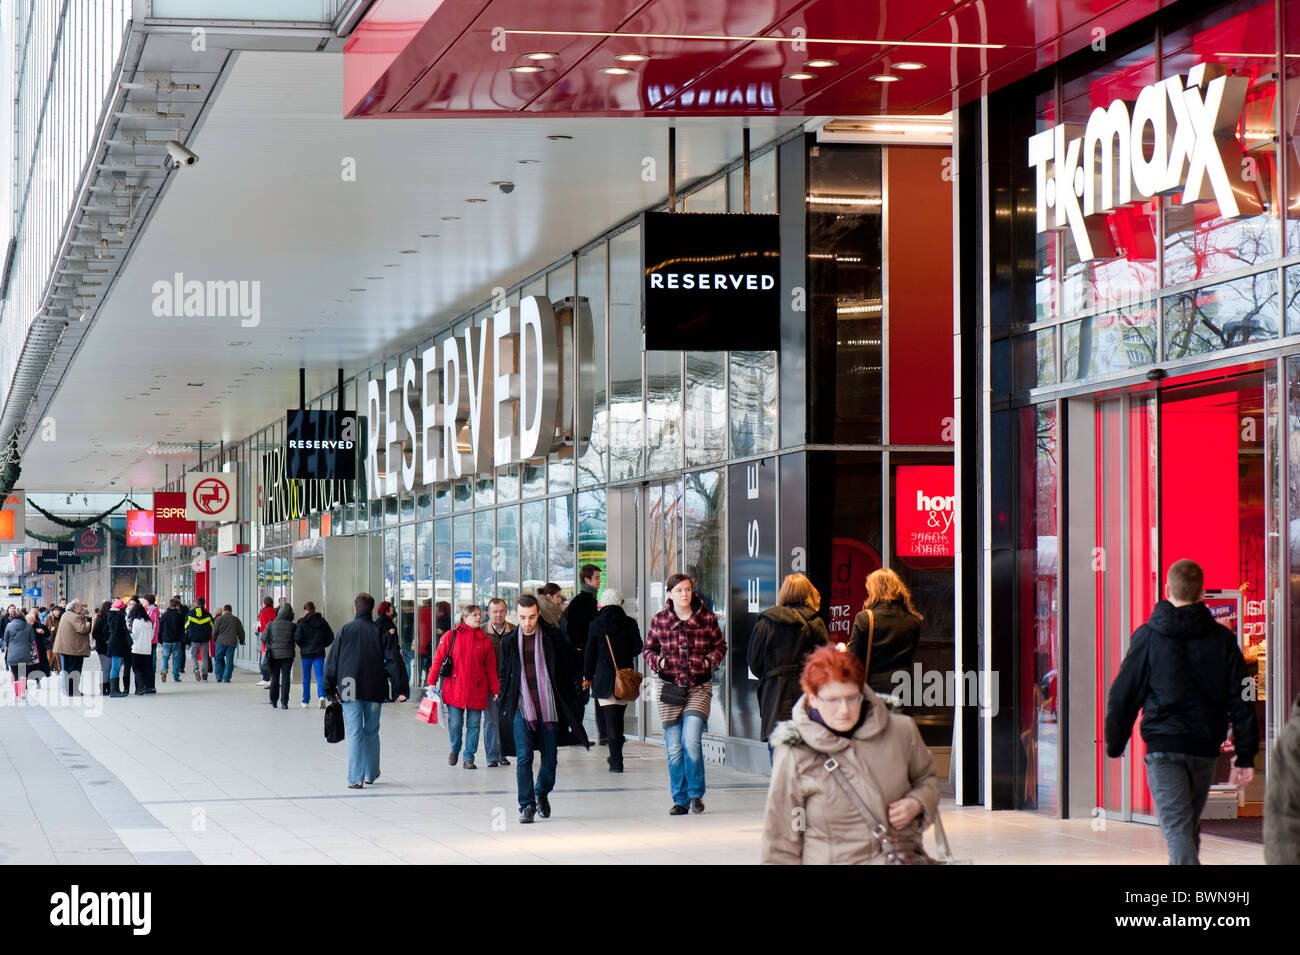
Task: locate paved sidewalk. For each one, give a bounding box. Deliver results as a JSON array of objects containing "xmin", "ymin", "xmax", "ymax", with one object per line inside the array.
[{"xmin": 0, "ymin": 665, "xmax": 1264, "ymax": 865}]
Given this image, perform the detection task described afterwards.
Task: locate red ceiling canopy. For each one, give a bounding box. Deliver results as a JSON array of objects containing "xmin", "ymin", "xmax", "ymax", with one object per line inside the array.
[{"xmin": 344, "ymin": 0, "xmax": 1165, "ymax": 119}]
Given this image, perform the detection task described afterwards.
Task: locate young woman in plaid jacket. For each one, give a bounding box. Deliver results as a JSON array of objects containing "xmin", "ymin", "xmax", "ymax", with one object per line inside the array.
[{"xmin": 644, "ymin": 573, "xmax": 726, "ymax": 816}]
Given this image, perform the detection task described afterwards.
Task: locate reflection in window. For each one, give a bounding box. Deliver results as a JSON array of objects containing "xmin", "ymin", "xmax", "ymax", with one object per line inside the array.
[
  {"xmin": 684, "ymin": 469, "xmax": 727, "ymax": 735},
  {"xmin": 1288, "ymin": 268, "xmax": 1300, "ymax": 335},
  {"xmin": 685, "ymin": 352, "xmax": 726, "ymax": 466},
  {"xmin": 609, "ymin": 227, "xmax": 644, "ymax": 479},
  {"xmin": 576, "ymin": 489, "xmax": 606, "ymax": 584},
  {"xmin": 522, "ymin": 501, "xmax": 547, "ymax": 593},
  {"xmin": 1062, "ymin": 303, "xmax": 1158, "ymax": 380},
  {"xmin": 646, "ymin": 351, "xmax": 682, "ymax": 474},
  {"xmin": 452, "ymin": 514, "xmax": 473, "ymax": 610},
  {"xmin": 521, "ymin": 460, "xmax": 545, "ymax": 498},
  {"xmin": 548, "ymin": 496, "xmax": 576, "ymax": 593},
  {"xmin": 576, "ymin": 244, "xmax": 609, "ymax": 486},
  {"xmin": 1163, "ymin": 271, "xmax": 1279, "ymax": 359},
  {"xmin": 729, "ymin": 351, "xmax": 777, "ymax": 456},
  {"xmin": 474, "ymin": 510, "xmax": 494, "ymax": 607},
  {"xmin": 496, "ymin": 465, "xmax": 519, "ymax": 502},
  {"xmin": 495, "ymin": 506, "xmax": 520, "ymax": 610}
]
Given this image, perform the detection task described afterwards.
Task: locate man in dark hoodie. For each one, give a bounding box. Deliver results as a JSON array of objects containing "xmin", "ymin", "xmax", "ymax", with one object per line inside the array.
[
  {"xmin": 1105, "ymin": 559, "xmax": 1257, "ymax": 865},
  {"xmin": 185, "ymin": 598, "xmax": 214, "ymax": 681},
  {"xmin": 294, "ymin": 601, "xmax": 333, "ymax": 708}
]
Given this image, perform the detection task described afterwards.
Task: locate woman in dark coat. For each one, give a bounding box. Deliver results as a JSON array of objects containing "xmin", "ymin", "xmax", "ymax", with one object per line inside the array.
[
  {"xmin": 30, "ymin": 612, "xmax": 53, "ymax": 678},
  {"xmin": 848, "ymin": 568, "xmax": 924, "ymax": 696},
  {"xmin": 91, "ymin": 600, "xmax": 112, "ymax": 696},
  {"xmin": 746, "ymin": 573, "xmax": 830, "ymax": 744},
  {"xmin": 583, "ymin": 589, "xmax": 643, "ymax": 773},
  {"xmin": 4, "ymin": 611, "xmax": 38, "ymax": 696},
  {"xmin": 105, "ymin": 599, "xmax": 132, "ymax": 697},
  {"xmin": 264, "ymin": 602, "xmax": 297, "ymax": 709}
]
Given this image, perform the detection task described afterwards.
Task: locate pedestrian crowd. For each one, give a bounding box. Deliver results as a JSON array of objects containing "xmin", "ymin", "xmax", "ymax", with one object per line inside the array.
[{"xmin": 5, "ymin": 556, "xmax": 1298, "ymax": 866}]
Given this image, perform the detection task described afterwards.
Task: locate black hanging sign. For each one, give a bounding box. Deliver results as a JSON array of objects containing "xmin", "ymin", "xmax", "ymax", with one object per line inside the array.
[{"xmin": 285, "ymin": 409, "xmax": 358, "ymax": 481}]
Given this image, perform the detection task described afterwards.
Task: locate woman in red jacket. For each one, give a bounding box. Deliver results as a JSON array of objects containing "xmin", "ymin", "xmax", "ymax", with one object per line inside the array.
[{"xmin": 429, "ymin": 604, "xmax": 500, "ymax": 770}]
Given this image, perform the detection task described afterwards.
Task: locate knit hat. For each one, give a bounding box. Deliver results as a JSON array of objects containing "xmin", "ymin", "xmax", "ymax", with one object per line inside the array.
[
  {"xmin": 111, "ymin": 599, "xmax": 125, "ymax": 610},
  {"xmin": 599, "ymin": 588, "xmax": 624, "ymax": 608}
]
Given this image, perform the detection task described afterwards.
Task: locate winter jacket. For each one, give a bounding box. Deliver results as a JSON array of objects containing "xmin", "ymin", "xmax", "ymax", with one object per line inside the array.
[
  {"xmin": 158, "ymin": 607, "xmax": 185, "ymax": 644},
  {"xmin": 1264, "ymin": 694, "xmax": 1300, "ymax": 865},
  {"xmin": 257, "ymin": 606, "xmax": 276, "ymax": 637},
  {"xmin": 130, "ymin": 617, "xmax": 153, "ymax": 655},
  {"xmin": 51, "ymin": 609, "xmax": 92, "ymax": 657},
  {"xmin": 264, "ymin": 604, "xmax": 297, "ymax": 660},
  {"xmin": 147, "ymin": 604, "xmax": 161, "ymax": 644},
  {"xmin": 184, "ymin": 607, "xmax": 214, "ymax": 646},
  {"xmin": 428, "ymin": 623, "xmax": 500, "ymax": 711},
  {"xmin": 582, "ymin": 605, "xmax": 643, "ymax": 701},
  {"xmin": 294, "ymin": 613, "xmax": 333, "ymax": 657},
  {"xmin": 106, "ymin": 609, "xmax": 131, "ymax": 657},
  {"xmin": 91, "ymin": 613, "xmax": 110, "ymax": 655},
  {"xmin": 496, "ymin": 621, "xmax": 590, "ymax": 754},
  {"xmin": 1105, "ymin": 600, "xmax": 1258, "ymax": 766},
  {"xmin": 377, "ymin": 613, "xmax": 398, "ymax": 646},
  {"xmin": 484, "ymin": 620, "xmax": 517, "ymax": 664},
  {"xmin": 323, "ymin": 610, "xmax": 409, "ymax": 704},
  {"xmin": 848, "ymin": 600, "xmax": 923, "ymax": 694},
  {"xmin": 561, "ymin": 585, "xmax": 599, "ymax": 656},
  {"xmin": 644, "ymin": 598, "xmax": 727, "ymax": 689},
  {"xmin": 747, "ymin": 605, "xmax": 831, "ymax": 741},
  {"xmin": 3, "ymin": 619, "xmax": 36, "ymax": 666},
  {"xmin": 213, "ymin": 613, "xmax": 246, "ymax": 648},
  {"xmin": 762, "ymin": 691, "xmax": 940, "ymax": 865}
]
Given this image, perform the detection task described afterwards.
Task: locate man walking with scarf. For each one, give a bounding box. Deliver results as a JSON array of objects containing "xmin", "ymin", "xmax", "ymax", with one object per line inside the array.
[{"xmin": 497, "ymin": 594, "xmax": 590, "ymax": 823}]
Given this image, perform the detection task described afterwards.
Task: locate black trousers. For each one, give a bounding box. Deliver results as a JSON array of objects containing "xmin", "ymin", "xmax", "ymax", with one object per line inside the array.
[
  {"xmin": 598, "ymin": 703, "xmax": 627, "ymax": 763},
  {"xmin": 131, "ymin": 654, "xmax": 152, "ymax": 693},
  {"xmin": 61, "ymin": 655, "xmax": 84, "ymax": 695},
  {"xmin": 269, "ymin": 657, "xmax": 293, "ymax": 706}
]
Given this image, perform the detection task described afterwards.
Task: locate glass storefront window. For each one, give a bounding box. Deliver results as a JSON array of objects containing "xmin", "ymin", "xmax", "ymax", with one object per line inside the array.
[
  {"xmin": 434, "ymin": 518, "xmax": 452, "ymax": 622},
  {"xmin": 576, "ymin": 243, "xmax": 609, "ymax": 487},
  {"xmin": 608, "ymin": 227, "xmax": 644, "ymax": 479},
  {"xmin": 729, "ymin": 350, "xmax": 777, "ymax": 456},
  {"xmin": 416, "ymin": 491, "xmax": 432, "ymax": 521},
  {"xmin": 1062, "ymin": 303, "xmax": 1158, "ymax": 381},
  {"xmin": 416, "ymin": 521, "xmax": 432, "ymax": 677},
  {"xmin": 548, "ymin": 496, "xmax": 576, "ymax": 594},
  {"xmin": 548, "ymin": 258, "xmax": 576, "ymax": 494},
  {"xmin": 382, "ymin": 528, "xmax": 399, "ymax": 628},
  {"xmin": 685, "ymin": 352, "xmax": 726, "ymax": 466},
  {"xmin": 646, "ymin": 351, "xmax": 682, "ymax": 474},
  {"xmin": 453, "ymin": 478, "xmax": 472, "ymax": 511},
  {"xmin": 522, "ymin": 501, "xmax": 547, "ymax": 593},
  {"xmin": 433, "ymin": 482, "xmax": 450, "ymax": 515},
  {"xmin": 495, "ymin": 506, "xmax": 521, "ymax": 609},
  {"xmin": 474, "ymin": 475, "xmax": 494, "ymax": 509},
  {"xmin": 683, "ymin": 469, "xmax": 727, "ymax": 736},
  {"xmin": 521, "ymin": 460, "xmax": 546, "ymax": 498},
  {"xmin": 496, "ymin": 465, "xmax": 519, "ymax": 501},
  {"xmin": 1163, "ymin": 270, "xmax": 1279, "ymax": 359},
  {"xmin": 453, "ymin": 513, "xmax": 473, "ymax": 610},
  {"xmin": 1286, "ymin": 267, "xmax": 1300, "ymax": 335},
  {"xmin": 576, "ymin": 489, "xmax": 607, "ymax": 582},
  {"xmin": 1288, "ymin": 4, "xmax": 1300, "ymax": 256},
  {"xmin": 399, "ymin": 525, "xmax": 414, "ymax": 649},
  {"xmin": 474, "ymin": 509, "xmax": 494, "ymax": 607}
]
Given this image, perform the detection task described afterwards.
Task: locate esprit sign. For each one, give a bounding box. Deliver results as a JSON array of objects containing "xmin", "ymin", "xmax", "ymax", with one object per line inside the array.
[
  {"xmin": 153, "ymin": 491, "xmax": 196, "ymax": 534},
  {"xmin": 896, "ymin": 465, "xmax": 955, "ymax": 558},
  {"xmin": 364, "ymin": 295, "xmax": 592, "ymax": 496},
  {"xmin": 1029, "ymin": 63, "xmax": 1261, "ymax": 262}
]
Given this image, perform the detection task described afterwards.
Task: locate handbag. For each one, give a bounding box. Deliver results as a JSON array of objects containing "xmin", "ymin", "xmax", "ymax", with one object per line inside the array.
[
  {"xmin": 658, "ymin": 677, "xmax": 689, "ymax": 707},
  {"xmin": 606, "ymin": 634, "xmax": 643, "ymax": 702},
  {"xmin": 821, "ymin": 752, "xmax": 968, "ymax": 865},
  {"xmin": 437, "ymin": 629, "xmax": 457, "ymax": 680},
  {"xmin": 259, "ymin": 641, "xmax": 272, "ymax": 672},
  {"xmin": 323, "ymin": 700, "xmax": 345, "ymax": 743}
]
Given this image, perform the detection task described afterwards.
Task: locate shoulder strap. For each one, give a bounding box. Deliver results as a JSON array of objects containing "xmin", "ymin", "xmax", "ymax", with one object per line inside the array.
[
  {"xmin": 863, "ymin": 609, "xmax": 875, "ymax": 674},
  {"xmin": 822, "ymin": 756, "xmax": 887, "ymax": 837},
  {"xmin": 605, "ymin": 633, "xmax": 617, "ymax": 667}
]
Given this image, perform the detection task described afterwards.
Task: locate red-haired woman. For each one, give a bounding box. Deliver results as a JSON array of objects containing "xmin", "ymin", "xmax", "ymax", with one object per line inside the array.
[
  {"xmin": 848, "ymin": 568, "xmax": 923, "ymax": 695},
  {"xmin": 761, "ymin": 645, "xmax": 939, "ymax": 865}
]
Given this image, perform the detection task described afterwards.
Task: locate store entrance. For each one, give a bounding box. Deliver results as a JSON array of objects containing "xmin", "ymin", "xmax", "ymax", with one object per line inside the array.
[{"xmin": 1071, "ymin": 367, "xmax": 1279, "ymax": 823}]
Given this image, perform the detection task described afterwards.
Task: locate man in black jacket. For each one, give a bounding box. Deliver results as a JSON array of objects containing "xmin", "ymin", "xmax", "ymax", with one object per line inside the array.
[
  {"xmin": 158, "ymin": 597, "xmax": 186, "ymax": 683},
  {"xmin": 560, "ymin": 564, "xmax": 601, "ymax": 736},
  {"xmin": 498, "ymin": 595, "xmax": 590, "ymax": 824},
  {"xmin": 1105, "ymin": 559, "xmax": 1257, "ymax": 865},
  {"xmin": 323, "ymin": 593, "xmax": 409, "ymax": 790}
]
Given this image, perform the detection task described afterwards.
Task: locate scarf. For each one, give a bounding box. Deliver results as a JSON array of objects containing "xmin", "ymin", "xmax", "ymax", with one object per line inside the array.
[
  {"xmin": 809, "ymin": 700, "xmax": 870, "ymax": 738},
  {"xmin": 517, "ymin": 627, "xmax": 559, "ymax": 731}
]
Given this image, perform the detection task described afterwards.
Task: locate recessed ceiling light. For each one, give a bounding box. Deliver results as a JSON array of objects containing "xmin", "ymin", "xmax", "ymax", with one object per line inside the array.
[
  {"xmin": 384, "ymin": 264, "xmax": 399, "ymax": 268},
  {"xmin": 229, "ymin": 341, "xmax": 250, "ymax": 347},
  {"xmin": 615, "ymin": 53, "xmax": 650, "ymax": 62},
  {"xmin": 465, "ymin": 197, "xmax": 487, "ymax": 203},
  {"xmin": 350, "ymin": 288, "xmax": 366, "ymax": 292},
  {"xmin": 420, "ymin": 233, "xmax": 439, "ymax": 238},
  {"xmin": 523, "ymin": 51, "xmax": 558, "ymax": 60},
  {"xmin": 871, "ymin": 74, "xmax": 900, "ymax": 82},
  {"xmin": 784, "ymin": 72, "xmax": 817, "ymax": 81},
  {"xmin": 804, "ymin": 59, "xmax": 838, "ymax": 68},
  {"xmin": 546, "ymin": 134, "xmax": 572, "ymax": 141},
  {"xmin": 366, "ymin": 276, "xmax": 383, "ymax": 280},
  {"xmin": 509, "ymin": 65, "xmax": 544, "ymax": 74},
  {"xmin": 516, "ymin": 158, "xmax": 539, "ymax": 164},
  {"xmin": 893, "ymin": 62, "xmax": 927, "ymax": 70},
  {"xmin": 187, "ymin": 382, "xmax": 204, "ymax": 387},
  {"xmin": 599, "ymin": 66, "xmax": 634, "ymax": 75},
  {"xmin": 154, "ymin": 412, "xmax": 169, "ymax": 417}
]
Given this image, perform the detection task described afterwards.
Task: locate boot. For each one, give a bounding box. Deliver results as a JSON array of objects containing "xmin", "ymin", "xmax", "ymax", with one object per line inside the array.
[
  {"xmin": 608, "ymin": 736, "xmax": 624, "ymax": 773},
  {"xmin": 101, "ymin": 680, "xmax": 111, "ymax": 697},
  {"xmin": 110, "ymin": 677, "xmax": 126, "ymax": 698}
]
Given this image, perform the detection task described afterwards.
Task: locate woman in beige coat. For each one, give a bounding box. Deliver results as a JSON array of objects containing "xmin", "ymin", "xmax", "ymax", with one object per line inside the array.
[{"xmin": 761, "ymin": 645, "xmax": 939, "ymax": 865}]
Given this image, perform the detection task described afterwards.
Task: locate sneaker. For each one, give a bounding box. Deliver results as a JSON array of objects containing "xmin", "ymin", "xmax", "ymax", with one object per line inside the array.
[
  {"xmin": 318, "ymin": 697, "xmax": 328, "ymax": 709},
  {"xmin": 300, "ymin": 701, "xmax": 310, "ymax": 708},
  {"xmin": 690, "ymin": 798, "xmax": 705, "ymax": 814},
  {"xmin": 519, "ymin": 806, "xmax": 535, "ymax": 824},
  {"xmin": 669, "ymin": 804, "xmax": 688, "ymax": 816},
  {"xmin": 537, "ymin": 794, "xmax": 551, "ymax": 818},
  {"xmin": 347, "ymin": 783, "xmax": 363, "ymax": 790},
  {"xmin": 256, "ymin": 680, "xmax": 269, "ymax": 687},
  {"xmin": 463, "ymin": 759, "xmax": 477, "ymax": 770},
  {"xmin": 487, "ymin": 760, "xmax": 499, "ymax": 768},
  {"xmin": 499, "ymin": 757, "xmax": 510, "ymax": 767}
]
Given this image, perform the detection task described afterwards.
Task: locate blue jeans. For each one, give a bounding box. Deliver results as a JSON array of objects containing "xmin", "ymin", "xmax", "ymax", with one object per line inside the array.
[
  {"xmin": 663, "ymin": 713, "xmax": 707, "ymax": 805},
  {"xmin": 341, "ymin": 700, "xmax": 383, "ymax": 786},
  {"xmin": 213, "ymin": 644, "xmax": 237, "ymax": 682},
  {"xmin": 446, "ymin": 705, "xmax": 482, "ymax": 760},
  {"xmin": 1145, "ymin": 751, "xmax": 1218, "ymax": 865},
  {"xmin": 301, "ymin": 656, "xmax": 325, "ymax": 702},
  {"xmin": 484, "ymin": 696, "xmax": 502, "ymax": 761},
  {"xmin": 159, "ymin": 642, "xmax": 184, "ymax": 678},
  {"xmin": 513, "ymin": 709, "xmax": 557, "ymax": 811}
]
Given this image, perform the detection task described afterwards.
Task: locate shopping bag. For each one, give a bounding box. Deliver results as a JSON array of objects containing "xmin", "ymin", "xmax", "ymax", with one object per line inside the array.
[
  {"xmin": 415, "ymin": 696, "xmax": 438, "ymax": 725},
  {"xmin": 323, "ymin": 700, "xmax": 345, "ymax": 743}
]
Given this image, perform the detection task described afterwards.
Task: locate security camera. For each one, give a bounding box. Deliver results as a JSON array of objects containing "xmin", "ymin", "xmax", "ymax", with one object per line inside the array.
[
  {"xmin": 166, "ymin": 140, "xmax": 199, "ymax": 167},
  {"xmin": 493, "ymin": 180, "xmax": 515, "ymax": 194}
]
